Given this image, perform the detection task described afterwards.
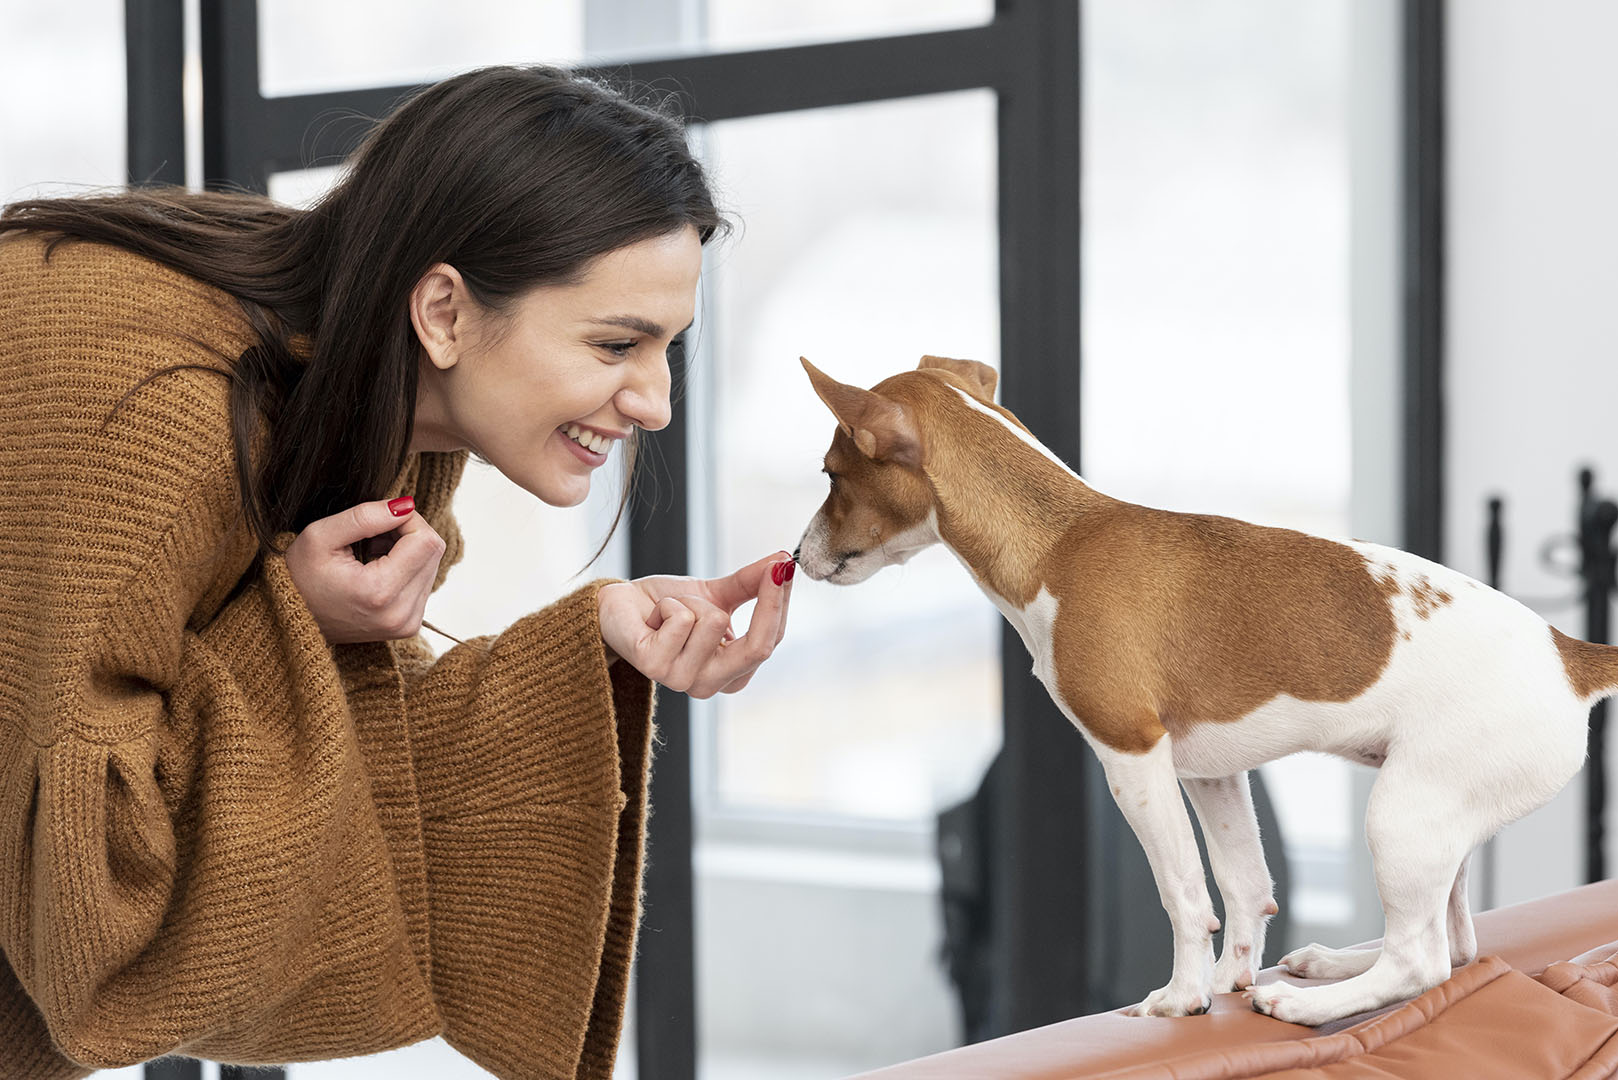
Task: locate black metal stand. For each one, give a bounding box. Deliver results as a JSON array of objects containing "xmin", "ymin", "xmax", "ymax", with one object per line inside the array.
[{"xmin": 1576, "ymin": 469, "xmax": 1618, "ymax": 883}]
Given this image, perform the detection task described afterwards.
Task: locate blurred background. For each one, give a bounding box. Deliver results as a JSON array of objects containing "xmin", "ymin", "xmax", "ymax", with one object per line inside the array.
[{"xmin": 5, "ymin": 0, "xmax": 1617, "ymax": 1077}]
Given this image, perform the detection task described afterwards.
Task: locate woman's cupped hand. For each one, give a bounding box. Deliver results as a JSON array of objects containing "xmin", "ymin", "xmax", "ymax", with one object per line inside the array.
[
  {"xmin": 284, "ymin": 496, "xmax": 444, "ymax": 644},
  {"xmin": 599, "ymin": 552, "xmax": 795, "ymax": 698}
]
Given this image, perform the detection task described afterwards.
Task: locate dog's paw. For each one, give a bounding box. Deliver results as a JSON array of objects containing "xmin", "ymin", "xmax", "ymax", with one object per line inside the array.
[
  {"xmin": 1279, "ymin": 943, "xmax": 1380, "ymax": 981},
  {"xmin": 1131, "ymin": 982, "xmax": 1213, "ymax": 1017},
  {"xmin": 1212, "ymin": 950, "xmax": 1258, "ymax": 993},
  {"xmin": 1246, "ymin": 981, "xmax": 1340, "ymax": 1026}
]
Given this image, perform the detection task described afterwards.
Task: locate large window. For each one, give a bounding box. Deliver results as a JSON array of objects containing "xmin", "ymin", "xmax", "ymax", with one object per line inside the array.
[{"xmin": 1083, "ymin": 0, "xmax": 1395, "ymax": 946}]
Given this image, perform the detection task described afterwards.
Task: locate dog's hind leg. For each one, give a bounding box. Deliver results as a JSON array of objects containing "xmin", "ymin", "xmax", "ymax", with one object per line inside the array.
[
  {"xmin": 1092, "ymin": 733, "xmax": 1221, "ymax": 1017},
  {"xmin": 1447, "ymin": 851, "xmax": 1477, "ymax": 967},
  {"xmin": 1278, "ymin": 853, "xmax": 1473, "ymax": 981},
  {"xmin": 1252, "ymin": 758, "xmax": 1470, "ymax": 1025},
  {"xmin": 1184, "ymin": 773, "xmax": 1276, "ymax": 992}
]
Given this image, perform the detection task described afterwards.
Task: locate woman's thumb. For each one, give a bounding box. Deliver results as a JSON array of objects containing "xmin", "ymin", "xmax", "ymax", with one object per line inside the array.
[{"xmin": 328, "ymin": 496, "xmax": 416, "ymax": 546}]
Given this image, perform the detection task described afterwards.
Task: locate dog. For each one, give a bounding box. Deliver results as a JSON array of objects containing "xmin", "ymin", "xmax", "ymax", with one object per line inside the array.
[{"xmin": 792, "ymin": 354, "xmax": 1601, "ymax": 1026}]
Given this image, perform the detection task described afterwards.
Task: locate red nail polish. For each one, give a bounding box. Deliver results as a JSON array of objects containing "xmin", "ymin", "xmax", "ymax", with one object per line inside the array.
[
  {"xmin": 771, "ymin": 561, "xmax": 789, "ymax": 586},
  {"xmin": 388, "ymin": 496, "xmax": 415, "ymax": 517},
  {"xmin": 783, "ymin": 561, "xmax": 796, "ymax": 583}
]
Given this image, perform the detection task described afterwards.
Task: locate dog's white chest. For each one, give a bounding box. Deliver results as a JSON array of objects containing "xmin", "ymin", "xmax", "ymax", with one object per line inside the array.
[{"xmin": 986, "ymin": 586, "xmax": 1060, "ymax": 690}]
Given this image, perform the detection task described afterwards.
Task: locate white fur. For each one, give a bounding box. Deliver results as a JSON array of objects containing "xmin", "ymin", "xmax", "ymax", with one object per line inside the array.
[{"xmin": 949, "ymin": 386, "xmax": 1079, "ymax": 477}]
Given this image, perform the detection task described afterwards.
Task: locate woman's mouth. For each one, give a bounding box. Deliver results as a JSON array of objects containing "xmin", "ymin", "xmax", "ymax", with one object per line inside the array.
[{"xmin": 559, "ymin": 423, "xmax": 612, "ymax": 465}]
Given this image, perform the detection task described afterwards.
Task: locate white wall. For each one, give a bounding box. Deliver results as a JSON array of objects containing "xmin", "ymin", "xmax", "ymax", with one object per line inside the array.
[{"xmin": 1448, "ymin": 0, "xmax": 1618, "ymax": 907}]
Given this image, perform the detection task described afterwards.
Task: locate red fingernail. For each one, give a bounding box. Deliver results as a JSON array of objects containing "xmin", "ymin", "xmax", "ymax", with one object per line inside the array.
[
  {"xmin": 388, "ymin": 496, "xmax": 415, "ymax": 517},
  {"xmin": 783, "ymin": 561, "xmax": 795, "ymax": 583},
  {"xmin": 771, "ymin": 561, "xmax": 790, "ymax": 586}
]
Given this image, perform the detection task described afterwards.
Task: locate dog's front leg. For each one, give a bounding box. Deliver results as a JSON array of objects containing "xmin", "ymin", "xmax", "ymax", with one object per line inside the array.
[
  {"xmin": 1184, "ymin": 773, "xmax": 1277, "ymax": 992},
  {"xmin": 1094, "ymin": 733, "xmax": 1220, "ymax": 1016}
]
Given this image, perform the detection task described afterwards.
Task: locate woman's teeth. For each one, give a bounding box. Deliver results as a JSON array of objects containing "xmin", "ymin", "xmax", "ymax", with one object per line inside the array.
[{"xmin": 564, "ymin": 424, "xmax": 611, "ymax": 455}]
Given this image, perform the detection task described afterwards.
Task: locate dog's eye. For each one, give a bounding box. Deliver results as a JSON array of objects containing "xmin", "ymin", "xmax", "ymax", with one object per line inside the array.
[{"xmin": 824, "ymin": 470, "xmax": 840, "ymax": 489}]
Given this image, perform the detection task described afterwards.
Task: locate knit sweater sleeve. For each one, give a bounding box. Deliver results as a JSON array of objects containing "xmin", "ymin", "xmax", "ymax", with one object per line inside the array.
[
  {"xmin": 358, "ymin": 589, "xmax": 656, "ymax": 1080},
  {"xmin": 363, "ymin": 450, "xmax": 656, "ymax": 1080}
]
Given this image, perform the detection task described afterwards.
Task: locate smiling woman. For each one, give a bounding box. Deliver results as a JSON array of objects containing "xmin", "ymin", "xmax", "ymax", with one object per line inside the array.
[
  {"xmin": 407, "ymin": 228, "xmax": 701, "ymax": 508},
  {"xmin": 0, "ymin": 64, "xmax": 794, "ymax": 1079}
]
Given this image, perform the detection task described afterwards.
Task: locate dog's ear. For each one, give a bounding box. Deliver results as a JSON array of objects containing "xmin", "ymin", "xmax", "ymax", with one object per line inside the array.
[
  {"xmin": 801, "ymin": 357, "xmax": 922, "ymax": 468},
  {"xmin": 918, "ymin": 355, "xmax": 998, "ymax": 401}
]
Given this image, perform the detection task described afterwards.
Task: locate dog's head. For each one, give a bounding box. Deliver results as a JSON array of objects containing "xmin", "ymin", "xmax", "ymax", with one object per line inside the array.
[{"xmin": 794, "ymin": 354, "xmax": 999, "ymax": 584}]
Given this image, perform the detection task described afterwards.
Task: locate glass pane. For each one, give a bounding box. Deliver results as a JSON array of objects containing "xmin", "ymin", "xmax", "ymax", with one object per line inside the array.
[
  {"xmin": 1, "ymin": 4, "xmax": 126, "ymax": 202},
  {"xmin": 259, "ymin": 0, "xmax": 994, "ymax": 99},
  {"xmin": 702, "ymin": 90, "xmax": 1001, "ymax": 824},
  {"xmin": 1083, "ymin": 0, "xmax": 1360, "ymax": 932},
  {"xmin": 706, "ymin": 0, "xmax": 992, "ymax": 53},
  {"xmin": 258, "ymin": 0, "xmax": 585, "ymax": 97},
  {"xmin": 267, "ymin": 164, "xmax": 345, "ymax": 208}
]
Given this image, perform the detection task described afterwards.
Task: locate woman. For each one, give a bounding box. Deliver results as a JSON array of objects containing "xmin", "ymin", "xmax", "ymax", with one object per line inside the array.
[{"xmin": 0, "ymin": 65, "xmax": 791, "ymax": 1079}]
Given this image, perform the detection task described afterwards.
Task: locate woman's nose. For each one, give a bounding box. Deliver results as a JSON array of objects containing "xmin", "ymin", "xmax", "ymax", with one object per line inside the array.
[{"xmin": 620, "ymin": 356, "xmax": 673, "ymax": 431}]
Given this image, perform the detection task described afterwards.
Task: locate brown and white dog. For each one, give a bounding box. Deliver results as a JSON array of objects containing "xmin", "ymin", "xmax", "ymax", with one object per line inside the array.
[{"xmin": 793, "ymin": 354, "xmax": 1605, "ymax": 1026}]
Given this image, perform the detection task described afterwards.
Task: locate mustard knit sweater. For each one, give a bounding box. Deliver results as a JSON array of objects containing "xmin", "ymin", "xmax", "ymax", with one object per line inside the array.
[{"xmin": 0, "ymin": 234, "xmax": 656, "ymax": 1079}]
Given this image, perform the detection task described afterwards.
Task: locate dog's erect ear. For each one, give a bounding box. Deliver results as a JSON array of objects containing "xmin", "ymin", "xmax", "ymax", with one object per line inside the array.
[
  {"xmin": 801, "ymin": 357, "xmax": 923, "ymax": 468},
  {"xmin": 918, "ymin": 355, "xmax": 998, "ymax": 401}
]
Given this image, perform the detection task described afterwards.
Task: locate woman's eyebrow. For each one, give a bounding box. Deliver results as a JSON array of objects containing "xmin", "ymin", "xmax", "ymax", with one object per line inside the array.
[{"xmin": 587, "ymin": 315, "xmax": 696, "ymax": 338}]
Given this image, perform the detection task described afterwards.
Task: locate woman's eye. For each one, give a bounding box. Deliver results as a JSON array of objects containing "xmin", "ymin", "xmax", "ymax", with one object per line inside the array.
[{"xmin": 597, "ymin": 340, "xmax": 637, "ymax": 358}]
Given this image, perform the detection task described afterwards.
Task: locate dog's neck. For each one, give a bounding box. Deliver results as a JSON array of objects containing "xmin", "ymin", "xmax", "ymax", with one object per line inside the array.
[{"xmin": 923, "ymin": 390, "xmax": 1110, "ymax": 610}]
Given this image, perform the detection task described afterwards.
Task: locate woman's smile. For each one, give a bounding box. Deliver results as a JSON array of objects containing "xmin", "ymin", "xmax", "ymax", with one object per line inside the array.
[{"xmin": 557, "ymin": 422, "xmax": 616, "ymax": 466}]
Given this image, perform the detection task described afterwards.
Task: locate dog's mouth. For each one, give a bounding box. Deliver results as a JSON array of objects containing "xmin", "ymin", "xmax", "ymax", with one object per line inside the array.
[
  {"xmin": 794, "ymin": 547, "xmax": 863, "ymax": 582},
  {"xmin": 826, "ymin": 550, "xmax": 863, "ymax": 581}
]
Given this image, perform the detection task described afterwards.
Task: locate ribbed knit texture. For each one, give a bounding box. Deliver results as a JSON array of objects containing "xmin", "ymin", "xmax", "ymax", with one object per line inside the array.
[{"xmin": 0, "ymin": 234, "xmax": 655, "ymax": 1078}]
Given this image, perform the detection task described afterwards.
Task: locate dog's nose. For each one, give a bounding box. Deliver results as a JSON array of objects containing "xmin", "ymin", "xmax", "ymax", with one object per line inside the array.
[{"xmin": 791, "ymin": 545, "xmax": 801, "ymax": 562}]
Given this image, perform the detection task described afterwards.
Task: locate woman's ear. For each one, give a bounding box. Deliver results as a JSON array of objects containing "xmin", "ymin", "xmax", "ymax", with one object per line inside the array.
[{"xmin": 410, "ymin": 263, "xmax": 467, "ymax": 371}]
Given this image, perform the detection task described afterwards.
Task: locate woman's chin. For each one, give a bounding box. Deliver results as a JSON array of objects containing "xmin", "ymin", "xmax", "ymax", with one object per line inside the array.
[
  {"xmin": 537, "ymin": 469, "xmax": 593, "ymax": 507},
  {"xmin": 497, "ymin": 460, "xmax": 592, "ymax": 508}
]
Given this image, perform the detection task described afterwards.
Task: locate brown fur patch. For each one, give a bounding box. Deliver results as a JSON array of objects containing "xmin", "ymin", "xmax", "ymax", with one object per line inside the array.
[
  {"xmin": 1551, "ymin": 626, "xmax": 1618, "ymax": 699},
  {"xmin": 1045, "ymin": 507, "xmax": 1400, "ymax": 753},
  {"xmin": 1406, "ymin": 577, "xmax": 1454, "ymax": 620}
]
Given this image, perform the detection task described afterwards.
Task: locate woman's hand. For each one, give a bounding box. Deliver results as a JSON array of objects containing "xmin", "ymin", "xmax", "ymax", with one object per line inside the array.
[
  {"xmin": 284, "ymin": 497, "xmax": 447, "ymax": 644},
  {"xmin": 598, "ymin": 551, "xmax": 796, "ymax": 698}
]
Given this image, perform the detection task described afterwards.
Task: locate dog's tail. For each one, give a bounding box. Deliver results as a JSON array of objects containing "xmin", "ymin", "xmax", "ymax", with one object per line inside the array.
[{"xmin": 1551, "ymin": 627, "xmax": 1618, "ymax": 702}]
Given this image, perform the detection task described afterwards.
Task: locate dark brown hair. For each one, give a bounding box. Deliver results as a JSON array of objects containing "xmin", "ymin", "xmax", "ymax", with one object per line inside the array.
[{"xmin": 0, "ymin": 64, "xmax": 725, "ymax": 561}]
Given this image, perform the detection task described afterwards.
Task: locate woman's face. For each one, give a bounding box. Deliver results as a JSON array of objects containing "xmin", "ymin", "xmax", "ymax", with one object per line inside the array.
[{"xmin": 409, "ymin": 226, "xmax": 702, "ymax": 506}]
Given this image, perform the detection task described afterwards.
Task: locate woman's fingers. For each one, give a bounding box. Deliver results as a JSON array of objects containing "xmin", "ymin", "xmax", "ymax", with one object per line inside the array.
[
  {"xmin": 658, "ymin": 595, "xmax": 734, "ymax": 695},
  {"xmin": 773, "ymin": 560, "xmax": 795, "ymax": 648},
  {"xmin": 608, "ymin": 552, "xmax": 796, "ymax": 698},
  {"xmin": 641, "ymin": 596, "xmax": 697, "ymax": 674},
  {"xmin": 691, "ymin": 557, "xmax": 793, "ymax": 697},
  {"xmin": 740, "ymin": 556, "xmax": 791, "ymax": 656},
  {"xmin": 716, "ymin": 562, "xmax": 793, "ymax": 694},
  {"xmin": 701, "ymin": 550, "xmax": 791, "ymax": 612}
]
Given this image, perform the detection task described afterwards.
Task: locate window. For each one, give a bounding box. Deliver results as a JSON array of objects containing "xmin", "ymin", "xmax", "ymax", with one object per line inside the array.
[{"xmin": 1082, "ymin": 0, "xmax": 1388, "ymax": 941}]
